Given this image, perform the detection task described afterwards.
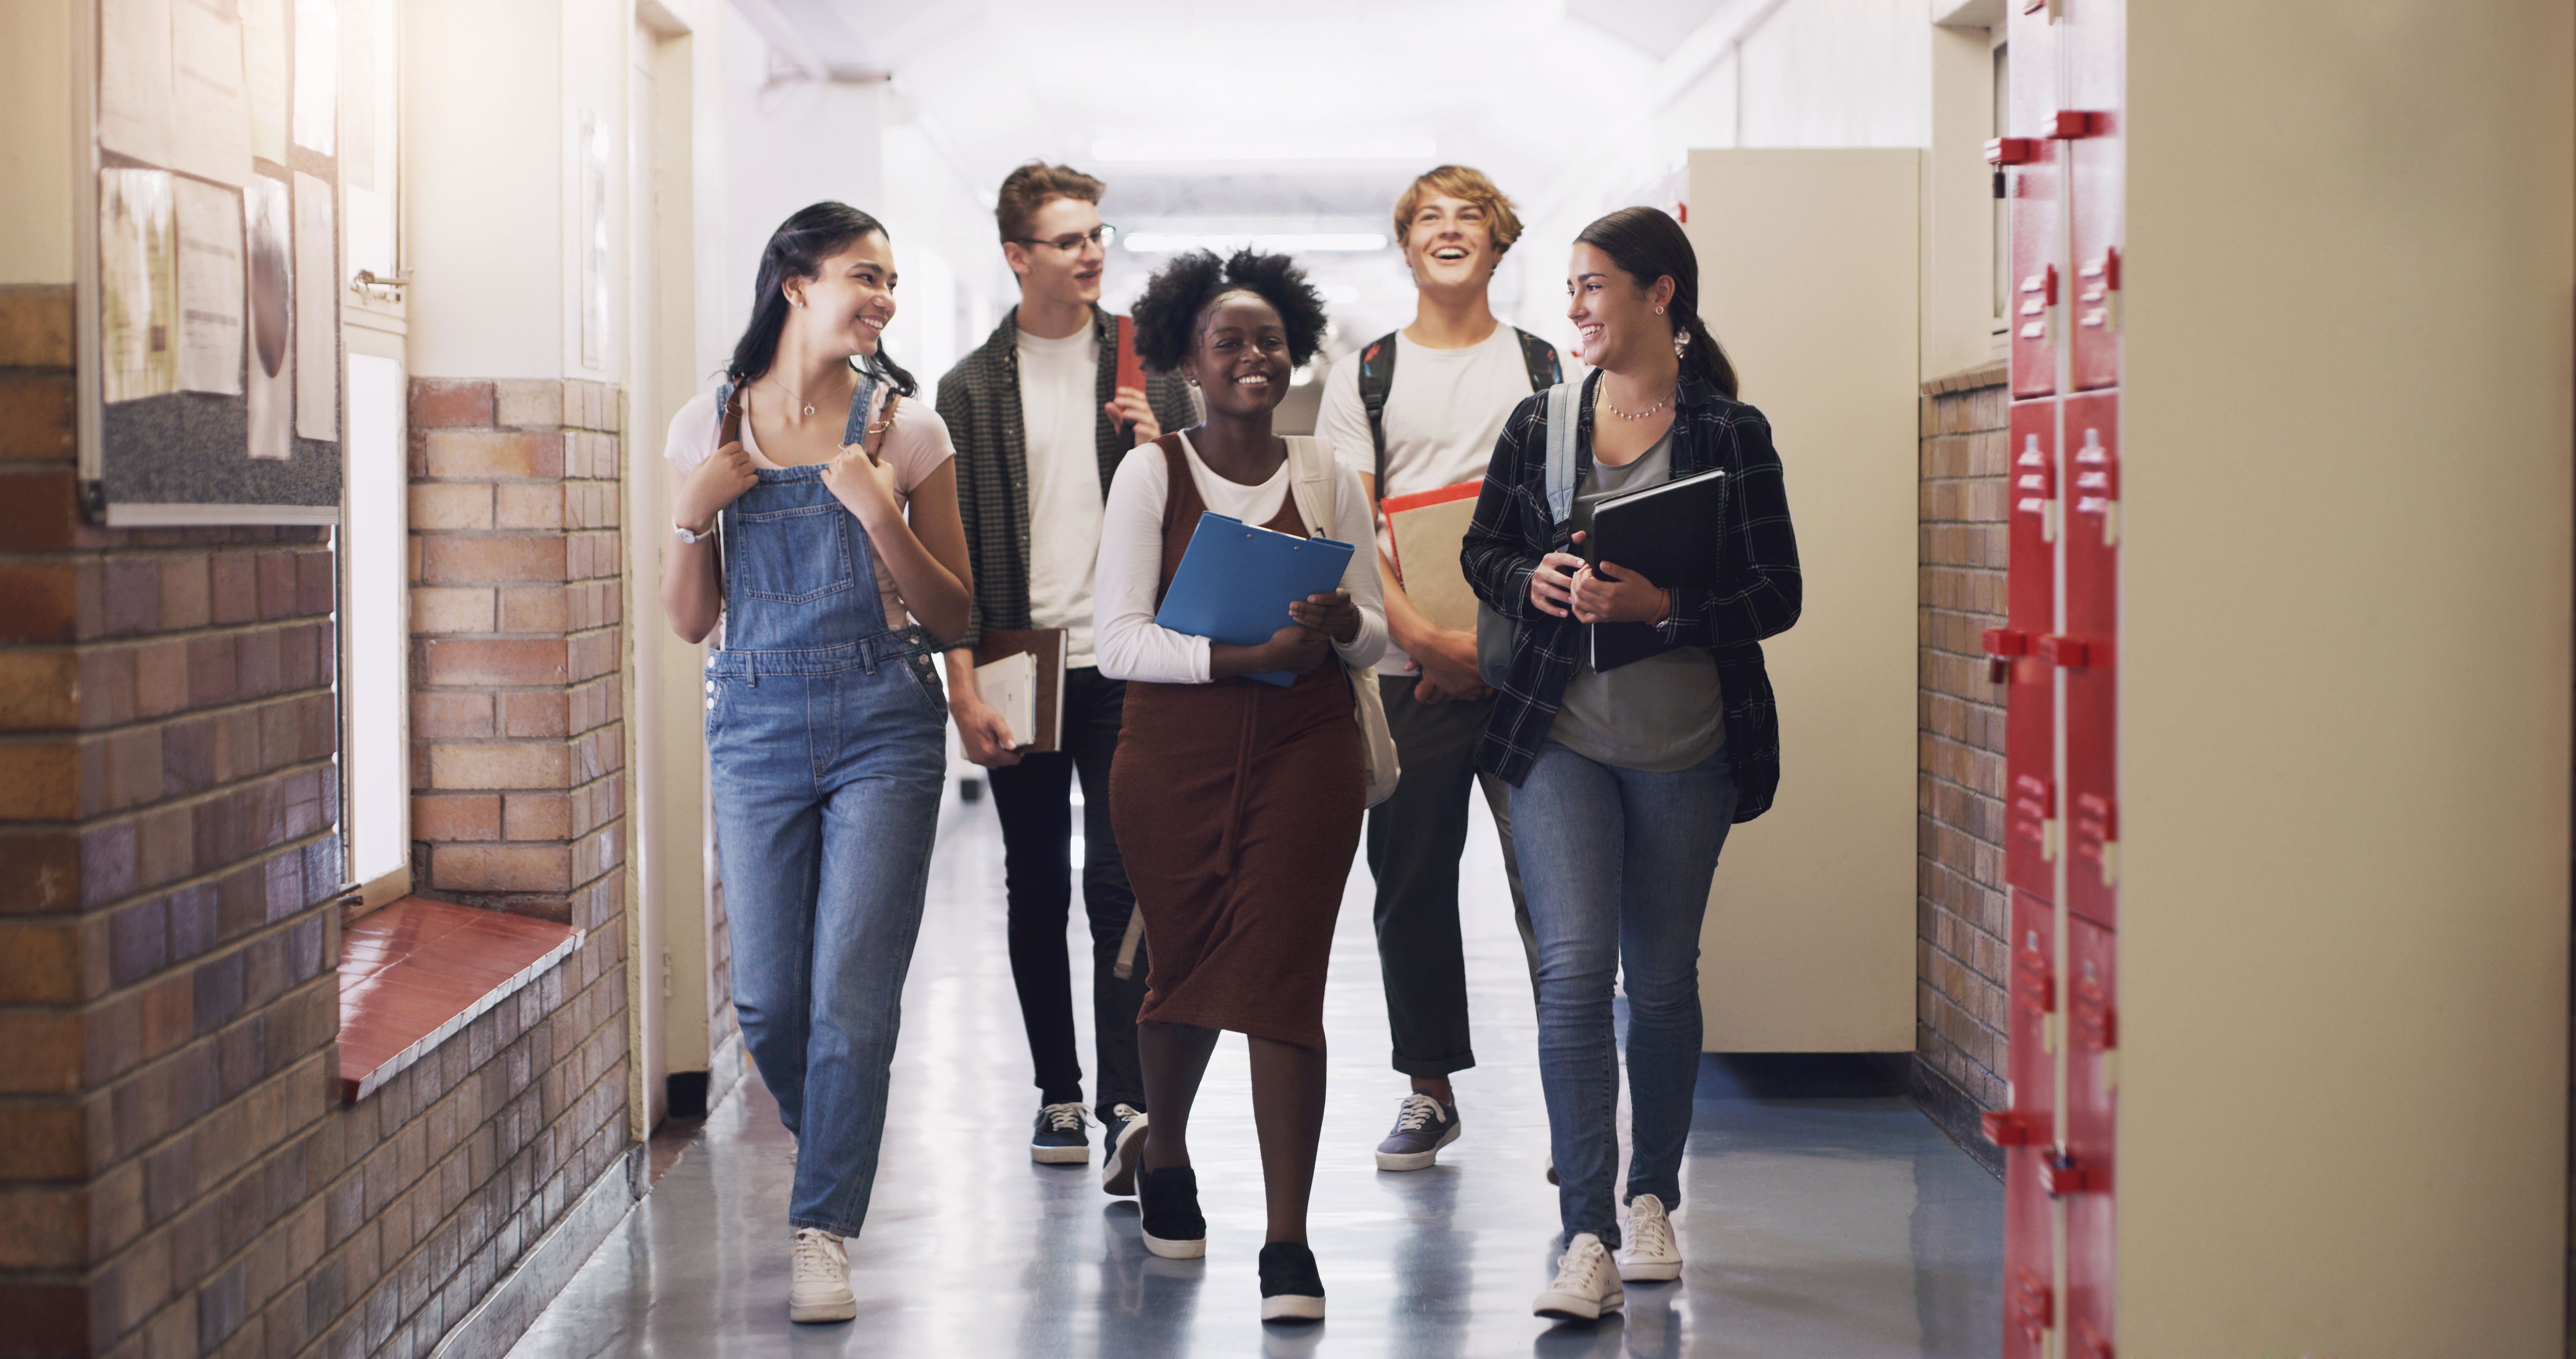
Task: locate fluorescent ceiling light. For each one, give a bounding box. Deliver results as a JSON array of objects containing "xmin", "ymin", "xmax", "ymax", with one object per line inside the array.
[
  {"xmin": 1124, "ymin": 233, "xmax": 1389, "ymax": 253},
  {"xmin": 1091, "ymin": 136, "xmax": 1436, "ymax": 163}
]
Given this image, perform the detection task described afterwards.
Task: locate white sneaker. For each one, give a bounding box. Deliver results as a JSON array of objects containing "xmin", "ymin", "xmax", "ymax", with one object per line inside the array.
[
  {"xmin": 1617, "ymin": 1194, "xmax": 1682, "ymax": 1281},
  {"xmin": 788, "ymin": 1227, "xmax": 856, "ymax": 1323},
  {"xmin": 1533, "ymin": 1232, "xmax": 1625, "ymax": 1320}
]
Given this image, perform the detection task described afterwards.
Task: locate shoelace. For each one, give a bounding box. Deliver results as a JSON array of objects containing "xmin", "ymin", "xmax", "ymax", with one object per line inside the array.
[
  {"xmin": 1393, "ymin": 1093, "xmax": 1444, "ymax": 1133},
  {"xmin": 1551, "ymin": 1237, "xmax": 1611, "ymax": 1293},
  {"xmin": 1041, "ymin": 1102, "xmax": 1088, "ymax": 1133},
  {"xmin": 1627, "ymin": 1204, "xmax": 1673, "ymax": 1259},
  {"xmin": 792, "ymin": 1229, "xmax": 842, "ymax": 1283}
]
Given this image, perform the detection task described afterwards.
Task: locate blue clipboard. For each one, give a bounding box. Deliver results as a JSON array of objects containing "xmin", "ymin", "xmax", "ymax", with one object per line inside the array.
[{"xmin": 1154, "ymin": 511, "xmax": 1356, "ymax": 686}]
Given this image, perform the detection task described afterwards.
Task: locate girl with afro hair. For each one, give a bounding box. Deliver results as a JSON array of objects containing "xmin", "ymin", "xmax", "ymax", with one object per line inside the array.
[{"xmin": 1091, "ymin": 249, "xmax": 1387, "ymax": 1322}]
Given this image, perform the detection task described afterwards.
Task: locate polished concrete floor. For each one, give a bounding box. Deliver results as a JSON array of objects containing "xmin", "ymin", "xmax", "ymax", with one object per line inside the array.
[{"xmin": 510, "ymin": 785, "xmax": 2001, "ymax": 1358}]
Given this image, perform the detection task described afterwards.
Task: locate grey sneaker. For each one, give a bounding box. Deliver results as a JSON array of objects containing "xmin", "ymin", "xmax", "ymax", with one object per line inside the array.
[
  {"xmin": 1374, "ymin": 1093, "xmax": 1462, "ymax": 1171},
  {"xmin": 1101, "ymin": 1104, "xmax": 1149, "ymax": 1195},
  {"xmin": 1031, "ymin": 1102, "xmax": 1089, "ymax": 1164}
]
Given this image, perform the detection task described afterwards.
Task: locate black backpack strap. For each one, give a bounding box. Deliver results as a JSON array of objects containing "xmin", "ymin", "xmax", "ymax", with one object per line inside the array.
[
  {"xmin": 1356, "ymin": 331, "xmax": 1398, "ymax": 503},
  {"xmin": 1514, "ymin": 327, "xmax": 1563, "ymax": 392}
]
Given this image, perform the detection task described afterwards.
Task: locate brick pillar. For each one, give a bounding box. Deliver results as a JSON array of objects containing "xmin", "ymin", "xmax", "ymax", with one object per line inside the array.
[
  {"xmin": 1913, "ymin": 361, "xmax": 2012, "ymax": 1173},
  {"xmin": 406, "ymin": 379, "xmax": 626, "ymax": 934}
]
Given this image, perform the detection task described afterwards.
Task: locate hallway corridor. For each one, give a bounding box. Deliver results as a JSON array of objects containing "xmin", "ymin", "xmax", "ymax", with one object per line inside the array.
[{"xmin": 506, "ymin": 791, "xmax": 2001, "ymax": 1358}]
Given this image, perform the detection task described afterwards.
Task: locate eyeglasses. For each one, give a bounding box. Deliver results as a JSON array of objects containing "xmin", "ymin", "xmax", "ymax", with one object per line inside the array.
[{"xmin": 1013, "ymin": 224, "xmax": 1118, "ymax": 253}]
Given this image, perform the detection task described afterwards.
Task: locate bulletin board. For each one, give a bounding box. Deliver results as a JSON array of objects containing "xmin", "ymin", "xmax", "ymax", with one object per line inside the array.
[{"xmin": 78, "ymin": 0, "xmax": 342, "ymax": 525}]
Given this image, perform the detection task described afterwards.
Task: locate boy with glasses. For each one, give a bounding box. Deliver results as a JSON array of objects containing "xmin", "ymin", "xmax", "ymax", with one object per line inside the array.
[
  {"xmin": 935, "ymin": 162, "xmax": 1197, "ymax": 1189},
  {"xmin": 1316, "ymin": 165, "xmax": 1560, "ymax": 1173}
]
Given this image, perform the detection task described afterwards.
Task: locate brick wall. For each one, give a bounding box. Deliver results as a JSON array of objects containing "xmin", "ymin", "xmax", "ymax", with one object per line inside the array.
[
  {"xmin": 0, "ymin": 287, "xmax": 634, "ymax": 1358},
  {"xmin": 406, "ymin": 379, "xmax": 626, "ymax": 931},
  {"xmin": 1911, "ymin": 361, "xmax": 2012, "ymax": 1173}
]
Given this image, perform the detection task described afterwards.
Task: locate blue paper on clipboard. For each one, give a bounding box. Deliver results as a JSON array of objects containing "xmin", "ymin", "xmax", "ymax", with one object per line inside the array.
[{"xmin": 1154, "ymin": 511, "xmax": 1356, "ymax": 686}]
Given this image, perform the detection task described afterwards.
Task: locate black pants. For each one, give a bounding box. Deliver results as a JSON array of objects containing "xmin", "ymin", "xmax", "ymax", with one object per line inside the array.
[
  {"xmin": 988, "ymin": 666, "xmax": 1147, "ymax": 1121},
  {"xmin": 1366, "ymin": 674, "xmax": 1538, "ymax": 1079}
]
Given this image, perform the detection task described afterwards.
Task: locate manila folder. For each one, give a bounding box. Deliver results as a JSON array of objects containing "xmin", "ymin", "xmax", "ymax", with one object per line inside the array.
[{"xmin": 1385, "ymin": 482, "xmax": 1483, "ymax": 635}]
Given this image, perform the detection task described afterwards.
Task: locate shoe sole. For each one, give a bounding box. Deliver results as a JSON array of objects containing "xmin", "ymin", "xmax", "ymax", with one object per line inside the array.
[
  {"xmin": 1532, "ymin": 1287, "xmax": 1625, "ymax": 1321},
  {"xmin": 788, "ymin": 1297, "xmax": 857, "ymax": 1324},
  {"xmin": 1618, "ymin": 1259, "xmax": 1681, "ymax": 1282},
  {"xmin": 1030, "ymin": 1145, "xmax": 1089, "ymax": 1165},
  {"xmin": 1373, "ymin": 1120, "xmax": 1463, "ymax": 1172},
  {"xmin": 1140, "ymin": 1230, "xmax": 1205, "ymax": 1260},
  {"xmin": 1260, "ymin": 1294, "xmax": 1326, "ymax": 1322},
  {"xmin": 1102, "ymin": 1119, "xmax": 1147, "ymax": 1195}
]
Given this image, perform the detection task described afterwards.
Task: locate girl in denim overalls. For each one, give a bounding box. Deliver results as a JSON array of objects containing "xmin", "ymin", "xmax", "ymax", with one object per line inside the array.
[{"xmin": 660, "ymin": 203, "xmax": 972, "ymax": 1324}]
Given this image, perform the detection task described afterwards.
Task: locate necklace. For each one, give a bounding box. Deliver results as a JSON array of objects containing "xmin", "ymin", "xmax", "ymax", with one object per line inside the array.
[
  {"xmin": 1601, "ymin": 384, "xmax": 1675, "ymax": 421},
  {"xmin": 767, "ymin": 367, "xmax": 852, "ymax": 419}
]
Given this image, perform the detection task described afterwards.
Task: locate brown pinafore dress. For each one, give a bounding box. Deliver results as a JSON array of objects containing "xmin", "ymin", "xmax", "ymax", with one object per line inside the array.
[{"xmin": 1107, "ymin": 436, "xmax": 1364, "ymax": 1050}]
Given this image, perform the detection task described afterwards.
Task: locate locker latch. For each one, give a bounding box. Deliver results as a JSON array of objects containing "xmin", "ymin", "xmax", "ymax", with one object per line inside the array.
[
  {"xmin": 1981, "ymin": 1110, "xmax": 2036, "ymax": 1146},
  {"xmin": 1985, "ymin": 137, "xmax": 2041, "ymax": 166},
  {"xmin": 2044, "ymin": 1151, "xmax": 2101, "ymax": 1196},
  {"xmin": 2048, "ymin": 110, "xmax": 2112, "ymax": 139},
  {"xmin": 1983, "ymin": 628, "xmax": 2030, "ymax": 684},
  {"xmin": 2039, "ymin": 634, "xmax": 2090, "ymax": 668}
]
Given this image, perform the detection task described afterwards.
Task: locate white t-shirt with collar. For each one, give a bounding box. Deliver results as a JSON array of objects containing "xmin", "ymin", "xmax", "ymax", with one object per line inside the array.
[{"xmin": 1314, "ymin": 324, "xmax": 1541, "ymax": 677}]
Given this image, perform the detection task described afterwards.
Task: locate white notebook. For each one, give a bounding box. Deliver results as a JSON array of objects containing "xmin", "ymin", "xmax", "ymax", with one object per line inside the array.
[{"xmin": 972, "ymin": 650, "xmax": 1041, "ymax": 750}]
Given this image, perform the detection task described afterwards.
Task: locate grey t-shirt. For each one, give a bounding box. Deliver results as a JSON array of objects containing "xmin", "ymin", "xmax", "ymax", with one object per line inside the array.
[{"xmin": 1546, "ymin": 427, "xmax": 1726, "ymax": 772}]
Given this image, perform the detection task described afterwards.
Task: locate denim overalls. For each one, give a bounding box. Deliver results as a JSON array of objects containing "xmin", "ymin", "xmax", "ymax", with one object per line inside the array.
[{"xmin": 702, "ymin": 368, "xmax": 946, "ymax": 1239}]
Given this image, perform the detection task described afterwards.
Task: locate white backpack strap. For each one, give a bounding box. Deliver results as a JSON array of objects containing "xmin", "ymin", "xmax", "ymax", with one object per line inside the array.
[
  {"xmin": 1287, "ymin": 436, "xmax": 1336, "ymax": 538},
  {"xmin": 1543, "ymin": 380, "xmax": 1580, "ymax": 525}
]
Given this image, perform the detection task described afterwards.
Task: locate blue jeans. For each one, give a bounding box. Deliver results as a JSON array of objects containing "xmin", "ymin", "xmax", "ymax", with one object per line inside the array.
[
  {"xmin": 1510, "ymin": 741, "xmax": 1738, "ymax": 1246},
  {"xmin": 707, "ymin": 459, "xmax": 946, "ymax": 1238}
]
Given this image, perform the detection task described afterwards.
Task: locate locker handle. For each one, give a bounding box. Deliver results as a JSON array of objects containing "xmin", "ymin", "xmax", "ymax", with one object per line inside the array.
[
  {"xmin": 2048, "ymin": 110, "xmax": 2112, "ymax": 140},
  {"xmin": 2039, "ymin": 634, "xmax": 2090, "ymax": 668},
  {"xmin": 1984, "ymin": 136, "xmax": 2041, "ymax": 166},
  {"xmin": 2044, "ymin": 1152, "xmax": 2100, "ymax": 1196},
  {"xmin": 1981, "ymin": 628, "xmax": 2031, "ymax": 657},
  {"xmin": 1981, "ymin": 1110, "xmax": 2036, "ymax": 1146}
]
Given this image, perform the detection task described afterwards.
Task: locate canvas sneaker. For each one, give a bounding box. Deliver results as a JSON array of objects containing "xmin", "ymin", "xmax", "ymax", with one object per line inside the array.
[
  {"xmin": 787, "ymin": 1227, "xmax": 856, "ymax": 1323},
  {"xmin": 1373, "ymin": 1093, "xmax": 1462, "ymax": 1171},
  {"xmin": 1101, "ymin": 1104, "xmax": 1150, "ymax": 1196},
  {"xmin": 1031, "ymin": 1101, "xmax": 1090, "ymax": 1164},
  {"xmin": 1137, "ymin": 1165, "xmax": 1207, "ymax": 1259},
  {"xmin": 1617, "ymin": 1194, "xmax": 1682, "ymax": 1281},
  {"xmin": 1533, "ymin": 1232, "xmax": 1625, "ymax": 1321},
  {"xmin": 1257, "ymin": 1241, "xmax": 1326, "ymax": 1322}
]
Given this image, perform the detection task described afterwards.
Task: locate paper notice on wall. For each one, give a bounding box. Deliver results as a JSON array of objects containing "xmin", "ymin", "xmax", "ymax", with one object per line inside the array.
[
  {"xmin": 169, "ymin": 0, "xmax": 253, "ymax": 187},
  {"xmin": 98, "ymin": 0, "xmax": 176, "ymax": 167},
  {"xmin": 244, "ymin": 175, "xmax": 293, "ymax": 459},
  {"xmin": 102, "ymin": 170, "xmax": 180, "ymax": 404},
  {"xmin": 292, "ymin": 0, "xmax": 337, "ymax": 155},
  {"xmin": 293, "ymin": 172, "xmax": 336, "ymax": 440},
  {"xmin": 241, "ymin": 0, "xmax": 290, "ymax": 162},
  {"xmin": 174, "ymin": 178, "xmax": 245, "ymax": 395}
]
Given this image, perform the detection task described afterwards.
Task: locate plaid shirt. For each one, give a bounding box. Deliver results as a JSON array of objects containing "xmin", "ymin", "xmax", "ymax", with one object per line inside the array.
[
  {"xmin": 934, "ymin": 304, "xmax": 1198, "ymax": 649},
  {"xmin": 1461, "ymin": 369, "xmax": 1801, "ymax": 817}
]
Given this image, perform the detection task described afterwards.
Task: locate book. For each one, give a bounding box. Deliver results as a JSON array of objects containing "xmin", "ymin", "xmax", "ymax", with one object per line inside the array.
[
  {"xmin": 972, "ymin": 627, "xmax": 1067, "ymax": 751},
  {"xmin": 1153, "ymin": 511, "xmax": 1356, "ymax": 686},
  {"xmin": 1380, "ymin": 479, "xmax": 1484, "ymax": 635},
  {"xmin": 1115, "ymin": 315, "xmax": 1146, "ymax": 396},
  {"xmin": 1581, "ymin": 466, "xmax": 1727, "ymax": 673}
]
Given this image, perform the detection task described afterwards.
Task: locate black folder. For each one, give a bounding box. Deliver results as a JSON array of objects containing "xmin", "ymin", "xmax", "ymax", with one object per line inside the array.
[{"xmin": 1581, "ymin": 466, "xmax": 1726, "ymax": 672}]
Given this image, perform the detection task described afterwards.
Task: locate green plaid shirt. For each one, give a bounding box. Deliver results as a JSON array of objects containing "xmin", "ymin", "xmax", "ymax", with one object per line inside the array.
[{"xmin": 934, "ymin": 305, "xmax": 1198, "ymax": 650}]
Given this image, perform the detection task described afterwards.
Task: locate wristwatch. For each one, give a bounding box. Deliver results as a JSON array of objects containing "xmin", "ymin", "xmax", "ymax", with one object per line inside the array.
[{"xmin": 672, "ymin": 522, "xmax": 712, "ymax": 545}]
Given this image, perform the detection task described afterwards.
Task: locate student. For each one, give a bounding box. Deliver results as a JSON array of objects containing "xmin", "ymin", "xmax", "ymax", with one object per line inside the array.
[
  {"xmin": 934, "ymin": 162, "xmax": 1196, "ymax": 1188},
  {"xmin": 1315, "ymin": 164, "xmax": 1558, "ymax": 1171},
  {"xmin": 1094, "ymin": 248, "xmax": 1386, "ymax": 1323},
  {"xmin": 662, "ymin": 203, "xmax": 973, "ymax": 1324},
  {"xmin": 1461, "ymin": 207, "xmax": 1801, "ymax": 1322}
]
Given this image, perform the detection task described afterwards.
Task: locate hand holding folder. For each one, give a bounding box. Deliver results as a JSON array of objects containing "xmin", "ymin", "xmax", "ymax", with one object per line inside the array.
[{"xmin": 1154, "ymin": 511, "xmax": 1356, "ymax": 686}]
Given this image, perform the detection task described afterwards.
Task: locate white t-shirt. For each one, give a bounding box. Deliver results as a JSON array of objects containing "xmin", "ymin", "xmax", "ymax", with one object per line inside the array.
[
  {"xmin": 663, "ymin": 380, "xmax": 954, "ymax": 631},
  {"xmin": 1016, "ymin": 324, "xmax": 1107, "ymax": 667},
  {"xmin": 1315, "ymin": 324, "xmax": 1542, "ymax": 675},
  {"xmin": 1092, "ymin": 433, "xmax": 1387, "ymax": 686}
]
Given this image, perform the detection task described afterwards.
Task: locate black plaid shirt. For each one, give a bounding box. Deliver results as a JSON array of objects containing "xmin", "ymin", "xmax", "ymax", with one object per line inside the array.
[
  {"xmin": 1461, "ymin": 369, "xmax": 1802, "ymax": 817},
  {"xmin": 934, "ymin": 305, "xmax": 1198, "ymax": 650}
]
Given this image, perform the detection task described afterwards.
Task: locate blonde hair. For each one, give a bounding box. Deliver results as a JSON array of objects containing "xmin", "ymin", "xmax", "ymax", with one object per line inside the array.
[
  {"xmin": 995, "ymin": 161, "xmax": 1106, "ymax": 243},
  {"xmin": 1392, "ymin": 165, "xmax": 1524, "ymax": 257}
]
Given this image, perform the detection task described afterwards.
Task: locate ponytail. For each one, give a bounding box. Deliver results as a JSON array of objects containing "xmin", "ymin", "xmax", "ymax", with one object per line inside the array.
[{"xmin": 1575, "ymin": 206, "xmax": 1739, "ymax": 401}]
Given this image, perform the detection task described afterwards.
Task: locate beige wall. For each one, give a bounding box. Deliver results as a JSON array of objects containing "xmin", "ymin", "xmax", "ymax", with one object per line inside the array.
[
  {"xmin": 2120, "ymin": 1, "xmax": 2573, "ymax": 1350},
  {"xmin": 0, "ymin": 0, "xmax": 73, "ymax": 287},
  {"xmin": 1691, "ymin": 149, "xmax": 1922, "ymax": 1052}
]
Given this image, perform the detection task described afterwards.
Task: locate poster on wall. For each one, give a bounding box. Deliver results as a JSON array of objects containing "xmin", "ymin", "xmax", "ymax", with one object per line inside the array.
[
  {"xmin": 168, "ymin": 0, "xmax": 252, "ymax": 187},
  {"xmin": 244, "ymin": 175, "xmax": 293, "ymax": 461},
  {"xmin": 242, "ymin": 0, "xmax": 289, "ymax": 163},
  {"xmin": 293, "ymin": 172, "xmax": 335, "ymax": 440},
  {"xmin": 174, "ymin": 177, "xmax": 245, "ymax": 395},
  {"xmin": 293, "ymin": 0, "xmax": 336, "ymax": 156},
  {"xmin": 100, "ymin": 169, "xmax": 178, "ymax": 404},
  {"xmin": 97, "ymin": 0, "xmax": 175, "ymax": 168}
]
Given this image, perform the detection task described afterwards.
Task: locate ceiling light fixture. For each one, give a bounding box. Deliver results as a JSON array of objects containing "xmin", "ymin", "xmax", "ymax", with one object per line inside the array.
[
  {"xmin": 1090, "ymin": 136, "xmax": 1437, "ymax": 163},
  {"xmin": 1122, "ymin": 233, "xmax": 1390, "ymax": 254}
]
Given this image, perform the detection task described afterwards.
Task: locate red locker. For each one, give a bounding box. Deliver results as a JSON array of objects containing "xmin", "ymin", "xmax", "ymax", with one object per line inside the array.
[
  {"xmin": 1989, "ymin": 888, "xmax": 2058, "ymax": 1359},
  {"xmin": 1988, "ymin": 401, "xmax": 2058, "ymax": 899},
  {"xmin": 2001, "ymin": 0, "xmax": 2064, "ymax": 398},
  {"xmin": 2062, "ymin": 916, "xmax": 2118, "ymax": 1359},
  {"xmin": 2064, "ymin": 0, "xmax": 2125, "ymax": 392},
  {"xmin": 2060, "ymin": 393, "xmax": 2119, "ymax": 928}
]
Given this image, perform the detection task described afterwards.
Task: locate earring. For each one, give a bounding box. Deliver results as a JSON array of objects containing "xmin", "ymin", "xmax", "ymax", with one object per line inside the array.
[
  {"xmin": 792, "ymin": 298, "xmax": 805, "ymax": 309},
  {"xmin": 1674, "ymin": 329, "xmax": 1691, "ymax": 358},
  {"xmin": 1654, "ymin": 305, "xmax": 1665, "ymax": 315}
]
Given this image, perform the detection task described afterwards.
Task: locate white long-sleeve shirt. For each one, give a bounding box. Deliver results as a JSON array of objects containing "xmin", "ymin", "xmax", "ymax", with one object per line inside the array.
[{"xmin": 1093, "ymin": 433, "xmax": 1387, "ymax": 685}]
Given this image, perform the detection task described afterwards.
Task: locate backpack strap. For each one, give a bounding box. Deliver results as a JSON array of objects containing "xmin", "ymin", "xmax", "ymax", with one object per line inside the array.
[
  {"xmin": 1355, "ymin": 331, "xmax": 1398, "ymax": 503},
  {"xmin": 1286, "ymin": 435, "xmax": 1337, "ymax": 540},
  {"xmin": 1542, "ymin": 378, "xmax": 1582, "ymax": 526},
  {"xmin": 1513, "ymin": 327, "xmax": 1563, "ymax": 391}
]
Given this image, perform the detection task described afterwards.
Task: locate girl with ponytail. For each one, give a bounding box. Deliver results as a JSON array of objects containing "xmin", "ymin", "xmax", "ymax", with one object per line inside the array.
[
  {"xmin": 1459, "ymin": 205, "xmax": 1803, "ymax": 1322},
  {"xmin": 658, "ymin": 202, "xmax": 971, "ymax": 1325}
]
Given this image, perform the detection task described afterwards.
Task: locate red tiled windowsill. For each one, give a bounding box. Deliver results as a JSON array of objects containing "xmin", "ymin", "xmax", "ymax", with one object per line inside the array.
[{"xmin": 336, "ymin": 895, "xmax": 584, "ymax": 1102}]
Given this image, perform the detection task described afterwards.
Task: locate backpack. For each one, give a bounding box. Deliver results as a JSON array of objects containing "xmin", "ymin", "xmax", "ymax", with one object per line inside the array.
[{"xmin": 1354, "ymin": 326, "xmax": 1562, "ymax": 499}]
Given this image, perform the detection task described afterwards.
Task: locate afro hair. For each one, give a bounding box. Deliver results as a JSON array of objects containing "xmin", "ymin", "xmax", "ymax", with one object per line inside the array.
[{"xmin": 1127, "ymin": 248, "xmax": 1332, "ymax": 373}]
